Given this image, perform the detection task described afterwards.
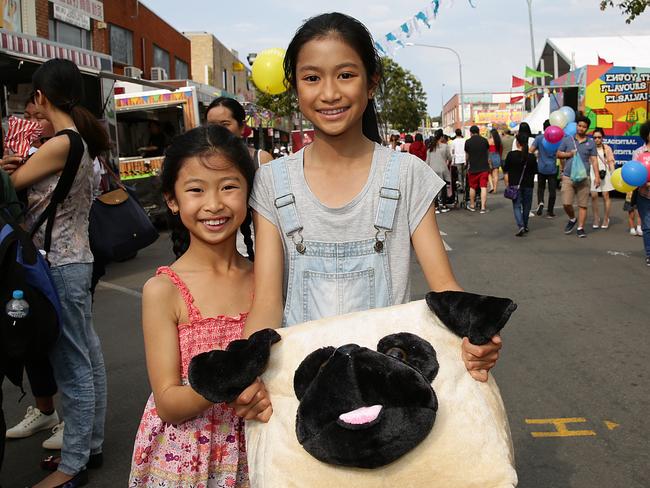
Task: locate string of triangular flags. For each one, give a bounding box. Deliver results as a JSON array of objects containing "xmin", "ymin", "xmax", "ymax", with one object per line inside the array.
[{"xmin": 375, "ymin": 0, "xmax": 477, "ymax": 56}]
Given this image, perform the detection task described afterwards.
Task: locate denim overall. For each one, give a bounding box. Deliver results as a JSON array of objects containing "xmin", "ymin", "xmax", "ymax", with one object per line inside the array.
[{"xmin": 270, "ymin": 151, "xmax": 402, "ymax": 326}]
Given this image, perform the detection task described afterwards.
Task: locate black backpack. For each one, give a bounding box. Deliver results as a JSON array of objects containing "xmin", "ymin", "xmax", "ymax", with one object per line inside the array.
[{"xmin": 0, "ymin": 129, "xmax": 83, "ymax": 389}]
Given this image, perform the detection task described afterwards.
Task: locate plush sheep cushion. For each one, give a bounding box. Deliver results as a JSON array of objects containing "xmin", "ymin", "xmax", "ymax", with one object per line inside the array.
[{"xmin": 244, "ymin": 299, "xmax": 517, "ymax": 488}]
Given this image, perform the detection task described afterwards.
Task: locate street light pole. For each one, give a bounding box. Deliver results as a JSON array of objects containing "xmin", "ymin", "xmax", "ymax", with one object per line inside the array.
[
  {"xmin": 526, "ymin": 0, "xmax": 536, "ymax": 68},
  {"xmin": 405, "ymin": 43, "xmax": 465, "ymax": 134}
]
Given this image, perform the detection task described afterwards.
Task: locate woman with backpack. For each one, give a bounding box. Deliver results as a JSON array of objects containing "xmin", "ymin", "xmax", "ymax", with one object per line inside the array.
[{"xmin": 3, "ymin": 58, "xmax": 110, "ymax": 488}]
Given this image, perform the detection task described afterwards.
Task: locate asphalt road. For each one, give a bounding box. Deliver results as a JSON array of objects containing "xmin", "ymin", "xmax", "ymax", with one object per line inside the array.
[{"xmin": 2, "ymin": 191, "xmax": 649, "ymax": 487}]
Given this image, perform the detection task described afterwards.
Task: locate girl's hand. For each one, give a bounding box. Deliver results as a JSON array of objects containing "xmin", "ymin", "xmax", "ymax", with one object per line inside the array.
[
  {"xmin": 461, "ymin": 335, "xmax": 502, "ymax": 383},
  {"xmin": 229, "ymin": 378, "xmax": 273, "ymax": 422},
  {"xmin": 0, "ymin": 155, "xmax": 23, "ymax": 174}
]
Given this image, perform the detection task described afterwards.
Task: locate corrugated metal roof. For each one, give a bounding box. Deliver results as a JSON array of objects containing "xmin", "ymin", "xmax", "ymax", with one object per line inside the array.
[{"xmin": 546, "ymin": 36, "xmax": 650, "ymax": 68}]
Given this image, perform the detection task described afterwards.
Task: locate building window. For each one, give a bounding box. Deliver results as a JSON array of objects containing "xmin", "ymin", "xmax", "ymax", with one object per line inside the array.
[
  {"xmin": 49, "ymin": 19, "xmax": 92, "ymax": 49},
  {"xmin": 175, "ymin": 58, "xmax": 189, "ymax": 79},
  {"xmin": 110, "ymin": 25, "xmax": 133, "ymax": 65},
  {"xmin": 152, "ymin": 45, "xmax": 170, "ymax": 75},
  {"xmin": 222, "ymin": 69, "xmax": 228, "ymax": 91},
  {"xmin": 232, "ymin": 74, "xmax": 237, "ymax": 93}
]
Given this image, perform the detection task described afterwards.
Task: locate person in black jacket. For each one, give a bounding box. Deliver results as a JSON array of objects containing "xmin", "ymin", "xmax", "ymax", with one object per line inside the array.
[{"xmin": 503, "ymin": 133, "xmax": 538, "ymax": 236}]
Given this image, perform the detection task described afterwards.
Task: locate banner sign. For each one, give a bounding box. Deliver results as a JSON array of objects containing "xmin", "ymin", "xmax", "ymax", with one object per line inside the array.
[{"xmin": 53, "ymin": 3, "xmax": 90, "ymax": 30}]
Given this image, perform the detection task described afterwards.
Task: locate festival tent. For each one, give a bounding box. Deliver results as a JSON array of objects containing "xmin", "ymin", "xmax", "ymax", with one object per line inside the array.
[{"xmin": 520, "ymin": 93, "xmax": 550, "ymax": 134}]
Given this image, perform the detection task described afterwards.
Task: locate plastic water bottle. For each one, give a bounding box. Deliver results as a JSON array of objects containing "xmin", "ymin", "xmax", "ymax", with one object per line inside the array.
[{"xmin": 6, "ymin": 290, "xmax": 29, "ymax": 326}]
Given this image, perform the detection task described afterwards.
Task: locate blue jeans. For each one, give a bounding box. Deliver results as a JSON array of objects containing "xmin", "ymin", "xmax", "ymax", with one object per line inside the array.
[
  {"xmin": 637, "ymin": 194, "xmax": 650, "ymax": 257},
  {"xmin": 49, "ymin": 263, "xmax": 107, "ymax": 475},
  {"xmin": 512, "ymin": 187, "xmax": 534, "ymax": 229}
]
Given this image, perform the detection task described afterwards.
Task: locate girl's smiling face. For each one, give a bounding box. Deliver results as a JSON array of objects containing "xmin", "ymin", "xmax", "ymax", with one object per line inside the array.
[
  {"xmin": 296, "ymin": 35, "xmax": 376, "ymax": 138},
  {"xmin": 166, "ymin": 153, "xmax": 248, "ymax": 246}
]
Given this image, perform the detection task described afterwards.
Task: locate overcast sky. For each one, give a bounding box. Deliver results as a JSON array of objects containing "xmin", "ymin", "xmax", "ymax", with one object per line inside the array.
[{"xmin": 146, "ymin": 0, "xmax": 647, "ymax": 115}]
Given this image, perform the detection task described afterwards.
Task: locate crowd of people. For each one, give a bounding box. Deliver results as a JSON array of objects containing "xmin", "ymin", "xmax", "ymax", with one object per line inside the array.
[
  {"xmin": 387, "ymin": 117, "xmax": 650, "ymax": 266},
  {"xmin": 1, "ymin": 10, "xmax": 649, "ymax": 488}
]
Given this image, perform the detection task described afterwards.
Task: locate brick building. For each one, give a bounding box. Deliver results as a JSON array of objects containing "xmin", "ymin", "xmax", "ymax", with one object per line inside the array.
[{"xmin": 184, "ymin": 31, "xmax": 253, "ymax": 101}]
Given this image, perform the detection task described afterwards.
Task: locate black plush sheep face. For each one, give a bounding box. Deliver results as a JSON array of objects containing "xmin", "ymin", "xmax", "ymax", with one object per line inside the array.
[{"xmin": 293, "ymin": 332, "xmax": 439, "ymax": 469}]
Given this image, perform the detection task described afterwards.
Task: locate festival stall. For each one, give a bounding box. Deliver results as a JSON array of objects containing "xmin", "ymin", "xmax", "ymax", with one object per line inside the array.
[{"xmin": 549, "ymin": 64, "xmax": 649, "ymax": 166}]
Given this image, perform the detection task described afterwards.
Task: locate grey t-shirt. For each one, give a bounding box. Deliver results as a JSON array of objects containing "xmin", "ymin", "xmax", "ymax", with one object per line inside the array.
[
  {"xmin": 558, "ymin": 135, "xmax": 596, "ymax": 177},
  {"xmin": 250, "ymin": 143, "xmax": 445, "ymax": 306}
]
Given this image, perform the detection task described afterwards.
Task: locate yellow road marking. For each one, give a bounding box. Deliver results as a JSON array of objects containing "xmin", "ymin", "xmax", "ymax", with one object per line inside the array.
[
  {"xmin": 525, "ymin": 417, "xmax": 597, "ymax": 438},
  {"xmin": 604, "ymin": 420, "xmax": 620, "ymax": 430}
]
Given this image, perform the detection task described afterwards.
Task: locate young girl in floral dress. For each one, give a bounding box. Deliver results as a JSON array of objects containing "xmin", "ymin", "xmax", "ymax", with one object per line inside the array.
[{"xmin": 129, "ymin": 125, "xmax": 271, "ymax": 487}]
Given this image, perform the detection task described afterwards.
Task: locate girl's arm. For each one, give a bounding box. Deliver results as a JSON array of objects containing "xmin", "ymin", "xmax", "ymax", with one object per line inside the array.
[
  {"xmin": 412, "ymin": 208, "xmax": 502, "ymax": 382},
  {"xmin": 243, "ymin": 211, "xmax": 286, "ymax": 338},
  {"xmin": 10, "ymin": 135, "xmax": 69, "ymax": 190},
  {"xmin": 143, "ymin": 276, "xmax": 271, "ymax": 423}
]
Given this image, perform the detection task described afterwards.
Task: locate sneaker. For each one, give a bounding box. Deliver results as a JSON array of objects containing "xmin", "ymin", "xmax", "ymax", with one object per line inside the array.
[
  {"xmin": 42, "ymin": 421, "xmax": 65, "ymax": 450},
  {"xmin": 480, "ymin": 208, "xmax": 487, "ymax": 214},
  {"xmin": 546, "ymin": 212, "xmax": 556, "ymax": 219},
  {"xmin": 5, "ymin": 406, "xmax": 59, "ymax": 439},
  {"xmin": 536, "ymin": 203, "xmax": 544, "ymax": 216},
  {"xmin": 440, "ymin": 207, "xmax": 451, "ymax": 213},
  {"xmin": 529, "ymin": 211, "xmax": 536, "ymax": 217},
  {"xmin": 467, "ymin": 206, "xmax": 476, "ymax": 212},
  {"xmin": 630, "ymin": 227, "xmax": 638, "ymax": 236},
  {"xmin": 637, "ymin": 225, "xmax": 643, "ymax": 236},
  {"xmin": 435, "ymin": 209, "xmax": 441, "ymax": 214},
  {"xmin": 646, "ymin": 257, "xmax": 650, "ymax": 267},
  {"xmin": 524, "ymin": 227, "xmax": 530, "ymax": 233},
  {"xmin": 576, "ymin": 228, "xmax": 587, "ymax": 238},
  {"xmin": 515, "ymin": 228, "xmax": 525, "ymax": 237},
  {"xmin": 564, "ymin": 219, "xmax": 577, "ymax": 234}
]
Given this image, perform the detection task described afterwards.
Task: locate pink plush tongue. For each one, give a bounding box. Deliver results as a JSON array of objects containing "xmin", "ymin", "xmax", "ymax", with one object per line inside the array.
[{"xmin": 338, "ymin": 405, "xmax": 383, "ymax": 425}]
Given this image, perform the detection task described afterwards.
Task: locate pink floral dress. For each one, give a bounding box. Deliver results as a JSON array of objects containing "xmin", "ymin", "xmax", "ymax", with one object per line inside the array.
[{"xmin": 129, "ymin": 267, "xmax": 249, "ymax": 487}]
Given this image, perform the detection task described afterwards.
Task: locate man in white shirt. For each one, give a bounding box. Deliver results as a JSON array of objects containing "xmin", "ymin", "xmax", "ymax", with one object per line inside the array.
[{"xmin": 451, "ymin": 128, "xmax": 466, "ymax": 198}]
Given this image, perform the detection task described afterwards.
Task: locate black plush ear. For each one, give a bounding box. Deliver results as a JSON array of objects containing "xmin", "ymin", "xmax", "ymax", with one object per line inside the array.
[
  {"xmin": 377, "ymin": 333, "xmax": 439, "ymax": 382},
  {"xmin": 293, "ymin": 347, "xmax": 335, "ymax": 401},
  {"xmin": 188, "ymin": 328, "xmax": 281, "ymax": 403},
  {"xmin": 425, "ymin": 291, "xmax": 517, "ymax": 345}
]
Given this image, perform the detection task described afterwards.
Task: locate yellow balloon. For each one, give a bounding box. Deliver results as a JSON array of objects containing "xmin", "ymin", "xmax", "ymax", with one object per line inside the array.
[
  {"xmin": 611, "ymin": 168, "xmax": 636, "ymax": 193},
  {"xmin": 251, "ymin": 48, "xmax": 287, "ymax": 95}
]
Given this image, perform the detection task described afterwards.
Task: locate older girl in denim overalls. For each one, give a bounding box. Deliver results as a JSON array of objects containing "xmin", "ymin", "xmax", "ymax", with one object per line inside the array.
[{"xmin": 246, "ymin": 13, "xmax": 502, "ymax": 382}]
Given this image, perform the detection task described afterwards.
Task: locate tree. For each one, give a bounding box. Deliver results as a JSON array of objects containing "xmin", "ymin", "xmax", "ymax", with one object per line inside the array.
[
  {"xmin": 376, "ymin": 57, "xmax": 428, "ymax": 134},
  {"xmin": 599, "ymin": 0, "xmax": 649, "ymax": 23},
  {"xmin": 253, "ymin": 88, "xmax": 298, "ymax": 118}
]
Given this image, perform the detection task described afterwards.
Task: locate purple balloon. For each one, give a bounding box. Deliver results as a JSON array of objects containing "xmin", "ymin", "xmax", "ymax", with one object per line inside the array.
[{"xmin": 544, "ymin": 125, "xmax": 564, "ymax": 144}]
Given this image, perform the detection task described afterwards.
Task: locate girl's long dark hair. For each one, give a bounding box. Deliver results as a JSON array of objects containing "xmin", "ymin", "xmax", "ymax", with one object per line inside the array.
[
  {"xmin": 518, "ymin": 122, "xmax": 532, "ymax": 138},
  {"xmin": 490, "ymin": 128, "xmax": 502, "ymax": 155},
  {"xmin": 284, "ymin": 12, "xmax": 383, "ymax": 144},
  {"xmin": 516, "ymin": 132, "xmax": 529, "ymax": 160},
  {"xmin": 32, "ymin": 59, "xmax": 110, "ymax": 158},
  {"xmin": 161, "ymin": 125, "xmax": 256, "ymax": 260}
]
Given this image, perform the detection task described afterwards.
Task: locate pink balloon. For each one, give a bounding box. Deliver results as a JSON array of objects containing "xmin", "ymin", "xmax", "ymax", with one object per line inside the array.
[
  {"xmin": 544, "ymin": 125, "xmax": 564, "ymax": 144},
  {"xmin": 638, "ymin": 152, "xmax": 650, "ymax": 182}
]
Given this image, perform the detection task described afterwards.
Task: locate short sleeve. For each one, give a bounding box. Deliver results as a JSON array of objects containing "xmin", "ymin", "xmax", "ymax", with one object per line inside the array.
[
  {"xmin": 402, "ymin": 154, "xmax": 445, "ymax": 234},
  {"xmin": 464, "ymin": 140, "xmax": 469, "ymax": 152},
  {"xmin": 249, "ymin": 163, "xmax": 279, "ymax": 226},
  {"xmin": 587, "ymin": 141, "xmax": 597, "ymax": 157},
  {"xmin": 531, "ymin": 134, "xmax": 541, "ymax": 151},
  {"xmin": 558, "ymin": 137, "xmax": 571, "ymax": 153},
  {"xmin": 502, "ymin": 152, "xmax": 512, "ymax": 173}
]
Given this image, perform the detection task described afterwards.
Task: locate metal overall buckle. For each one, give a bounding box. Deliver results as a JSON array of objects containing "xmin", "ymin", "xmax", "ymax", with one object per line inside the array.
[
  {"xmin": 374, "ymin": 227, "xmax": 386, "ymax": 253},
  {"xmin": 292, "ymin": 231, "xmax": 306, "ymax": 254}
]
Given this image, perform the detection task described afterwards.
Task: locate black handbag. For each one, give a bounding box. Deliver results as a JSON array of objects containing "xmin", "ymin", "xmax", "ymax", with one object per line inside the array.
[{"xmin": 89, "ymin": 161, "xmax": 158, "ymax": 262}]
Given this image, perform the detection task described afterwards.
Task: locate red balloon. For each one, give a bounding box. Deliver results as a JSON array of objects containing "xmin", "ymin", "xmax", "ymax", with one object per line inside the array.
[
  {"xmin": 638, "ymin": 152, "xmax": 650, "ymax": 182},
  {"xmin": 544, "ymin": 125, "xmax": 564, "ymax": 144}
]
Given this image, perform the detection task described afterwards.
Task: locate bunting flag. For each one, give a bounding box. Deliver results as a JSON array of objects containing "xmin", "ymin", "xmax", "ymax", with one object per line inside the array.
[
  {"xmin": 523, "ymin": 81, "xmax": 537, "ymax": 91},
  {"xmin": 525, "ymin": 66, "xmax": 552, "ymax": 78},
  {"xmin": 597, "ymin": 54, "xmax": 613, "ymax": 66},
  {"xmin": 511, "ymin": 76, "xmax": 525, "ymax": 88},
  {"xmin": 376, "ymin": 0, "xmax": 477, "ymax": 56},
  {"xmin": 510, "ymin": 95, "xmax": 524, "ymax": 103}
]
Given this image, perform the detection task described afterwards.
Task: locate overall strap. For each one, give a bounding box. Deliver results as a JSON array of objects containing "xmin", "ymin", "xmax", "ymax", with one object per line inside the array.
[
  {"xmin": 29, "ymin": 129, "xmax": 84, "ymax": 255},
  {"xmin": 374, "ymin": 151, "xmax": 402, "ymax": 232},
  {"xmin": 270, "ymin": 156, "xmax": 304, "ymax": 251}
]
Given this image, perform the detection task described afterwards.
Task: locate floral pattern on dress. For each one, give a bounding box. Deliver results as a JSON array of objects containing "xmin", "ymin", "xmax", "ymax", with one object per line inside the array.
[{"xmin": 129, "ymin": 267, "xmax": 249, "ymax": 487}]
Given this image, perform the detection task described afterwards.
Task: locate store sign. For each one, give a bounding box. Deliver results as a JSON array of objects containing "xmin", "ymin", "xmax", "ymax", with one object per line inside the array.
[
  {"xmin": 49, "ymin": 0, "xmax": 103, "ymax": 21},
  {"xmin": 53, "ymin": 4, "xmax": 90, "ymax": 30}
]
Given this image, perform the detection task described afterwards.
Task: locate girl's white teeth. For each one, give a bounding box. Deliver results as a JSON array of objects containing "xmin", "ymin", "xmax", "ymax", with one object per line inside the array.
[
  {"xmin": 320, "ymin": 108, "xmax": 346, "ymax": 115},
  {"xmin": 204, "ymin": 218, "xmax": 227, "ymax": 226}
]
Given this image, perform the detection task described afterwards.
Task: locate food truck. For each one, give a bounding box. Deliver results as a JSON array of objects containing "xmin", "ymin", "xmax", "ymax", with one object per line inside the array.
[
  {"xmin": 549, "ymin": 64, "xmax": 649, "ymax": 166},
  {"xmin": 114, "ymin": 85, "xmax": 200, "ymax": 223}
]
